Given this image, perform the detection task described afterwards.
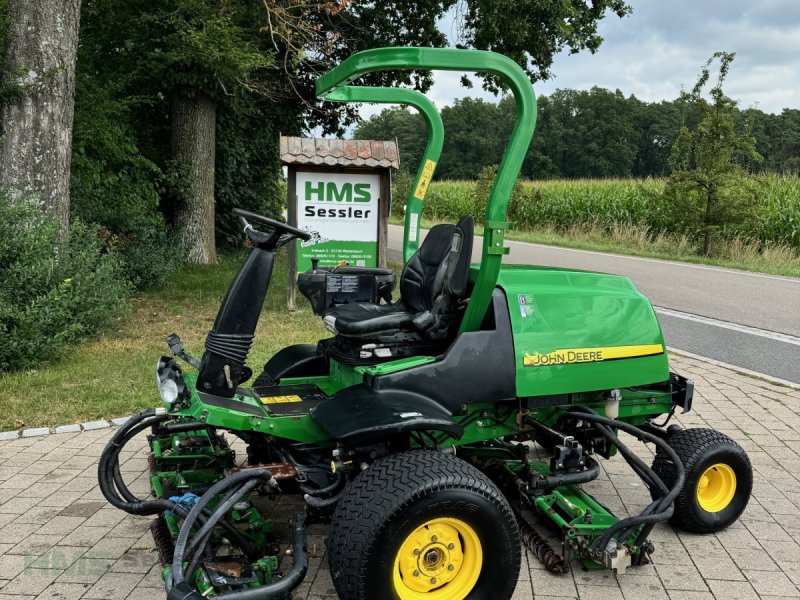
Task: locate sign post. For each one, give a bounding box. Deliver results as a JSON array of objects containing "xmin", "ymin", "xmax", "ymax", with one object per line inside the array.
[{"xmin": 281, "ymin": 137, "xmax": 399, "ymax": 310}]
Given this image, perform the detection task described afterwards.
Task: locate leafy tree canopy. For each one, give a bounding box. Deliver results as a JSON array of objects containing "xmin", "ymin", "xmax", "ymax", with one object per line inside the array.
[
  {"xmin": 456, "ymin": 0, "xmax": 631, "ymax": 90},
  {"xmin": 355, "ymin": 82, "xmax": 798, "ymax": 181}
]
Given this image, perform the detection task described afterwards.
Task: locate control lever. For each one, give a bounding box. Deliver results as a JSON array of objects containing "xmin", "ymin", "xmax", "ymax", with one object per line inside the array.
[{"xmin": 166, "ymin": 333, "xmax": 201, "ymax": 369}]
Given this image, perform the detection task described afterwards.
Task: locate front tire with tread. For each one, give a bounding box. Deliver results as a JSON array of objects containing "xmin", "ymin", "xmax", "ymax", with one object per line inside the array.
[
  {"xmin": 328, "ymin": 450, "xmax": 520, "ymax": 600},
  {"xmin": 652, "ymin": 427, "xmax": 751, "ymax": 533}
]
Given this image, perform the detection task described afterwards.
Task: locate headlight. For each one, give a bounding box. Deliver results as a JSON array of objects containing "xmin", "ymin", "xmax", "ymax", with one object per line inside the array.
[
  {"xmin": 158, "ymin": 378, "xmax": 180, "ymax": 405},
  {"xmin": 156, "ymin": 356, "xmax": 185, "ymax": 406}
]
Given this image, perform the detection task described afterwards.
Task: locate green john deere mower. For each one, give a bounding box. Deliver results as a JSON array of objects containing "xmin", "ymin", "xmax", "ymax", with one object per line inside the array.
[{"xmin": 99, "ymin": 47, "xmax": 752, "ymax": 600}]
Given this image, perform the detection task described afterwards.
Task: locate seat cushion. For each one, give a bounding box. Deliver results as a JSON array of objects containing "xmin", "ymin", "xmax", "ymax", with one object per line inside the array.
[{"xmin": 325, "ymin": 303, "xmax": 415, "ymax": 336}]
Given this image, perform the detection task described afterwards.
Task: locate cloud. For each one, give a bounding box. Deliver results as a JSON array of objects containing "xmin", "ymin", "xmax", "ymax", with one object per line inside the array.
[
  {"xmin": 355, "ymin": 0, "xmax": 800, "ymax": 119},
  {"xmin": 529, "ymin": 0, "xmax": 800, "ymax": 114}
]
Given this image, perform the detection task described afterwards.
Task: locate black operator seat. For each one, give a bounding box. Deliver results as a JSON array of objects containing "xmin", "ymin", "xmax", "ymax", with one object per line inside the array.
[{"xmin": 323, "ymin": 215, "xmax": 474, "ymax": 342}]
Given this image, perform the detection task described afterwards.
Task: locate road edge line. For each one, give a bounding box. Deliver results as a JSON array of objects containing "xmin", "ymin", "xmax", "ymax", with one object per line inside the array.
[
  {"xmin": 387, "ymin": 224, "xmax": 800, "ymax": 283},
  {"xmin": 668, "ymin": 347, "xmax": 800, "ymax": 391}
]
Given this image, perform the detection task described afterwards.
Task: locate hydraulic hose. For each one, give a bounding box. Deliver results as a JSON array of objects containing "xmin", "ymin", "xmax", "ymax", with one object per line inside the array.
[
  {"xmin": 182, "ymin": 478, "xmax": 263, "ymax": 584},
  {"xmin": 566, "ymin": 406, "xmax": 675, "ymax": 547},
  {"xmin": 98, "ymin": 409, "xmax": 171, "ymax": 515},
  {"xmin": 568, "ymin": 407, "xmax": 668, "ymax": 498},
  {"xmin": 529, "ymin": 455, "xmax": 600, "ymax": 492},
  {"xmin": 167, "ymin": 513, "xmax": 308, "ymax": 600},
  {"xmin": 304, "ymin": 485, "xmax": 347, "ymax": 509},
  {"xmin": 171, "ymin": 468, "xmax": 276, "ymax": 584},
  {"xmin": 563, "ymin": 411, "xmax": 685, "ymax": 554},
  {"xmin": 156, "ymin": 421, "xmax": 211, "ymax": 435},
  {"xmin": 98, "ymin": 408, "xmax": 254, "ymax": 555},
  {"xmin": 298, "ymin": 470, "xmax": 344, "ymax": 497},
  {"xmin": 564, "ymin": 410, "xmax": 679, "ymax": 550},
  {"xmin": 102, "ymin": 410, "xmax": 309, "ymax": 597}
]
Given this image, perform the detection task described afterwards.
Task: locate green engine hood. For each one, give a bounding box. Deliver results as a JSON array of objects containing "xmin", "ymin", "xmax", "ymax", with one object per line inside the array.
[{"xmin": 493, "ymin": 265, "xmax": 669, "ymax": 397}]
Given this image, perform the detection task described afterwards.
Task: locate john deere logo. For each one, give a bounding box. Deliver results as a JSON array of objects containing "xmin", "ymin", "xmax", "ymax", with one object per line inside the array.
[
  {"xmin": 304, "ymin": 181, "xmax": 374, "ymax": 219},
  {"xmin": 523, "ymin": 344, "xmax": 664, "ymax": 367}
]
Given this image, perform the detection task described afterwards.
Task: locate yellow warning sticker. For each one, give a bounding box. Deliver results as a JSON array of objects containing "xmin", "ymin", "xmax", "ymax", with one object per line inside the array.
[
  {"xmin": 259, "ymin": 395, "xmax": 303, "ymax": 405},
  {"xmin": 523, "ymin": 344, "xmax": 664, "ymax": 367},
  {"xmin": 413, "ymin": 160, "xmax": 437, "ymax": 200}
]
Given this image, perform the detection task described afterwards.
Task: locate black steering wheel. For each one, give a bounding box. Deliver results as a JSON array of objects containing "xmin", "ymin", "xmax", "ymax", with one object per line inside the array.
[{"xmin": 232, "ymin": 208, "xmax": 311, "ymax": 248}]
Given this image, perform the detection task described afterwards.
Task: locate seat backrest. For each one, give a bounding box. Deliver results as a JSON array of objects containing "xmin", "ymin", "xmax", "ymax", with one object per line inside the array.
[{"xmin": 399, "ymin": 215, "xmax": 474, "ymax": 315}]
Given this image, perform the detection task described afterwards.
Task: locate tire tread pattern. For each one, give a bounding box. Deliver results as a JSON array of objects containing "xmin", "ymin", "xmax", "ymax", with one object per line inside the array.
[
  {"xmin": 328, "ymin": 450, "xmax": 520, "ymax": 600},
  {"xmin": 652, "ymin": 427, "xmax": 751, "ymax": 533}
]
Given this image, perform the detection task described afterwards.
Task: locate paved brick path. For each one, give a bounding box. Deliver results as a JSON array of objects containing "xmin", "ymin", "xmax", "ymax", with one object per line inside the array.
[{"xmin": 1, "ymin": 353, "xmax": 799, "ymax": 599}]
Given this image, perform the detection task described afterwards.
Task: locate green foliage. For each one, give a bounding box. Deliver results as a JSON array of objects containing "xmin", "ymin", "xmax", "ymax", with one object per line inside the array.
[
  {"xmin": 0, "ymin": 0, "xmax": 19, "ymax": 104},
  {"xmin": 758, "ymin": 174, "xmax": 800, "ymax": 248},
  {"xmin": 458, "ymin": 0, "xmax": 631, "ymax": 90},
  {"xmin": 81, "ymin": 0, "xmax": 279, "ymax": 104},
  {"xmin": 390, "ymin": 170, "xmax": 414, "ymax": 218},
  {"xmin": 214, "ymin": 103, "xmax": 288, "ymax": 248},
  {"xmin": 76, "ymin": 0, "xmax": 302, "ymax": 252},
  {"xmin": 421, "ymin": 178, "xmax": 661, "ymax": 231},
  {"xmin": 665, "ymin": 52, "xmax": 762, "ymax": 254},
  {"xmin": 471, "ymin": 165, "xmax": 525, "ymax": 219},
  {"xmin": 356, "ymin": 108, "xmax": 428, "ymax": 176},
  {"xmin": 356, "ymin": 86, "xmax": 799, "ymax": 181},
  {"xmin": 740, "ymin": 108, "xmax": 800, "ymax": 174},
  {"xmin": 0, "ymin": 0, "xmax": 7, "ymax": 62},
  {"xmin": 70, "ymin": 75, "xmax": 181, "ymax": 288},
  {"xmin": 443, "ymin": 99, "xmax": 512, "ymax": 179},
  {"xmin": 0, "ymin": 194, "xmax": 131, "ymax": 372},
  {"xmin": 307, "ymin": 0, "xmax": 632, "ymax": 132}
]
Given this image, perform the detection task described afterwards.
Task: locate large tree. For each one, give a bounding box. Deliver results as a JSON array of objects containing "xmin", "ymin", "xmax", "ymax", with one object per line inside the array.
[
  {"xmin": 0, "ymin": 0, "xmax": 81, "ymax": 235},
  {"xmin": 75, "ymin": 0, "xmax": 636, "ymax": 262},
  {"xmin": 79, "ymin": 0, "xmax": 289, "ymax": 264},
  {"xmin": 78, "ymin": 0, "xmax": 453, "ymax": 263}
]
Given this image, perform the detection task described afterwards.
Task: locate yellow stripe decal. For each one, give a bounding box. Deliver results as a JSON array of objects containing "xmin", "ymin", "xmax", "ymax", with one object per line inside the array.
[
  {"xmin": 259, "ymin": 394, "xmax": 303, "ymax": 405},
  {"xmin": 523, "ymin": 344, "xmax": 664, "ymax": 367},
  {"xmin": 413, "ymin": 160, "xmax": 437, "ymax": 200}
]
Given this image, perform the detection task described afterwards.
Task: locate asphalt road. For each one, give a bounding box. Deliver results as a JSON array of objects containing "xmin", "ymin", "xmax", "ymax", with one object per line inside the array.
[{"xmin": 388, "ymin": 224, "xmax": 800, "ymax": 384}]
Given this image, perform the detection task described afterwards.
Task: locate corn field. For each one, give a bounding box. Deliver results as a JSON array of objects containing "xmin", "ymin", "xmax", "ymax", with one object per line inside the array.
[{"xmin": 408, "ymin": 174, "xmax": 800, "ymax": 250}]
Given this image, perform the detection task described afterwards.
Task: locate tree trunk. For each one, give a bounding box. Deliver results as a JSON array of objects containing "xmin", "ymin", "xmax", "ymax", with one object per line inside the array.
[
  {"xmin": 703, "ymin": 189, "xmax": 714, "ymax": 256},
  {"xmin": 171, "ymin": 92, "xmax": 217, "ymax": 264},
  {"xmin": 0, "ymin": 0, "xmax": 81, "ymax": 235}
]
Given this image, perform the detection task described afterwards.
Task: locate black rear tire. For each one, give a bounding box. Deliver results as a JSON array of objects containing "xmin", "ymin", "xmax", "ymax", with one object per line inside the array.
[
  {"xmin": 651, "ymin": 427, "xmax": 752, "ymax": 533},
  {"xmin": 328, "ymin": 450, "xmax": 520, "ymax": 600}
]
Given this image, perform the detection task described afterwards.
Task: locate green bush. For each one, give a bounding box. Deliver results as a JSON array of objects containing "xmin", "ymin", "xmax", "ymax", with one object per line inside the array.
[
  {"xmin": 70, "ymin": 76, "xmax": 181, "ymax": 289},
  {"xmin": 0, "ymin": 195, "xmax": 130, "ymax": 372},
  {"xmin": 215, "ymin": 106, "xmax": 287, "ymax": 248}
]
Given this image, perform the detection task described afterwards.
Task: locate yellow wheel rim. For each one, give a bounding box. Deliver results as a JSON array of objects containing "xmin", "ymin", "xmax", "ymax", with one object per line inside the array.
[
  {"xmin": 392, "ymin": 517, "xmax": 483, "ymax": 600},
  {"xmin": 696, "ymin": 463, "xmax": 737, "ymax": 513}
]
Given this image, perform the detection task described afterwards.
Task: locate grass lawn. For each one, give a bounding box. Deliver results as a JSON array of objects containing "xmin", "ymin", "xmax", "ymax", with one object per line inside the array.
[
  {"xmin": 390, "ymin": 217, "xmax": 800, "ymax": 279},
  {"xmin": 0, "ymin": 253, "xmax": 327, "ymax": 431}
]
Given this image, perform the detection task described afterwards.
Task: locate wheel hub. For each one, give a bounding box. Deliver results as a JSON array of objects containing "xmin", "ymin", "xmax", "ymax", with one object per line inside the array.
[
  {"xmin": 696, "ymin": 463, "xmax": 737, "ymax": 513},
  {"xmin": 393, "ymin": 517, "xmax": 482, "ymax": 599}
]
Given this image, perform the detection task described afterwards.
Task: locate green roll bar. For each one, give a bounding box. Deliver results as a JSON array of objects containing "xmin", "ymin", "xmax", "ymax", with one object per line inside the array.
[
  {"xmin": 316, "ymin": 47, "xmax": 537, "ymax": 333},
  {"xmin": 323, "ymin": 86, "xmax": 444, "ymax": 262}
]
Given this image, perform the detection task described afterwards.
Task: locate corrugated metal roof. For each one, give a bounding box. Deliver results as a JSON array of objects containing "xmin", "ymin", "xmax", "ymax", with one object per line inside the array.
[{"xmin": 280, "ymin": 136, "xmax": 399, "ymax": 169}]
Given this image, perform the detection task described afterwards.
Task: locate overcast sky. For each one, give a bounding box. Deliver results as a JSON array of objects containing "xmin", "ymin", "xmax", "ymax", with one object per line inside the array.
[{"xmin": 358, "ymin": 0, "xmax": 800, "ymax": 121}]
